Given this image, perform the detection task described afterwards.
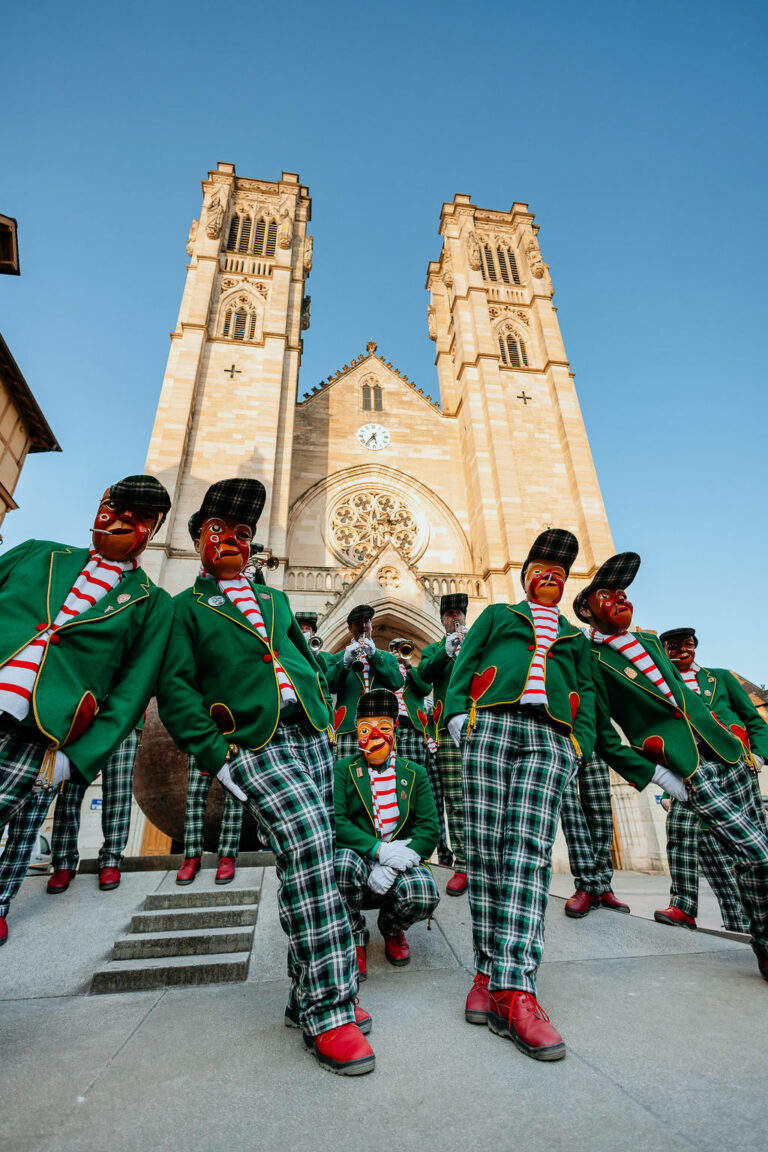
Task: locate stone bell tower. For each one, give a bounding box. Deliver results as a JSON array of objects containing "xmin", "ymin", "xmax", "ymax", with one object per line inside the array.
[
  {"xmin": 142, "ymin": 162, "xmax": 312, "ymax": 592},
  {"xmin": 426, "ymin": 195, "xmax": 613, "ymax": 603}
]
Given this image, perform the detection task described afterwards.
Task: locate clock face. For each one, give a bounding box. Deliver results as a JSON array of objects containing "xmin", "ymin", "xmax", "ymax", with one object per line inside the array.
[{"xmin": 357, "ymin": 423, "xmax": 391, "ymax": 451}]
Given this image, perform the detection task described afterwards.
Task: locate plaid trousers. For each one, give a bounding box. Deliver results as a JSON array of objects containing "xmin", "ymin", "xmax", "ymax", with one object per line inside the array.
[
  {"xmin": 229, "ymin": 721, "xmax": 357, "ymax": 1036},
  {"xmin": 0, "ymin": 787, "xmax": 55, "ymax": 917},
  {"xmin": 335, "ymin": 731, "xmax": 360, "ymax": 760},
  {"xmin": 0, "ymin": 717, "xmax": 54, "ymax": 827},
  {"xmin": 666, "ymin": 798, "xmax": 749, "ymax": 932},
  {"xmin": 436, "ymin": 739, "xmax": 465, "ymax": 871},
  {"xmin": 398, "ymin": 722, "xmax": 450, "ymax": 860},
  {"xmin": 684, "ymin": 757, "xmax": 768, "ymax": 953},
  {"xmin": 183, "ymin": 756, "xmax": 243, "ymax": 860},
  {"xmin": 334, "ymin": 847, "xmax": 439, "ymax": 945},
  {"xmin": 559, "ymin": 755, "xmax": 615, "ymax": 895},
  {"xmin": 50, "ymin": 730, "xmax": 141, "ymax": 871},
  {"xmin": 461, "ymin": 706, "xmax": 579, "ymax": 993}
]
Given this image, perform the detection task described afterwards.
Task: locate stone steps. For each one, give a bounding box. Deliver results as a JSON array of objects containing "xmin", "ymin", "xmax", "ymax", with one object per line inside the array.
[{"xmin": 90, "ymin": 881, "xmax": 259, "ymax": 994}]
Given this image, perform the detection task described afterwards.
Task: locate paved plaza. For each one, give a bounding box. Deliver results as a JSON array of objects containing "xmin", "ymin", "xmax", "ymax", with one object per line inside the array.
[{"xmin": 1, "ymin": 864, "xmax": 765, "ymax": 1152}]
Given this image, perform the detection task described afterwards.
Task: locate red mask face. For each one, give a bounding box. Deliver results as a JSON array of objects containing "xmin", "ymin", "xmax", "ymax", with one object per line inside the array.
[
  {"xmin": 357, "ymin": 715, "xmax": 396, "ymax": 767},
  {"xmin": 524, "ymin": 562, "xmax": 566, "ymax": 606},
  {"xmin": 663, "ymin": 636, "xmax": 697, "ymax": 672},
  {"xmin": 91, "ymin": 490, "xmax": 160, "ymax": 562},
  {"xmin": 197, "ymin": 516, "xmax": 252, "ymax": 580},
  {"xmin": 588, "ymin": 587, "xmax": 634, "ymax": 633}
]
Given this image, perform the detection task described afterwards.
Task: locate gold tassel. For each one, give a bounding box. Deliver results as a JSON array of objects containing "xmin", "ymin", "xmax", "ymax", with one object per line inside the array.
[
  {"xmin": 570, "ymin": 734, "xmax": 582, "ymax": 759},
  {"xmin": 467, "ymin": 700, "xmax": 478, "ymax": 736},
  {"xmin": 38, "ymin": 746, "xmax": 58, "ymax": 789}
]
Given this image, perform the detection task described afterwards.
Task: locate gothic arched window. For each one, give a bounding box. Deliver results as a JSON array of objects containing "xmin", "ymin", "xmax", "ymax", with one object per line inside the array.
[
  {"xmin": 361, "ymin": 382, "xmax": 372, "ymax": 410},
  {"xmin": 373, "ymin": 384, "xmax": 383, "ymax": 411},
  {"xmin": 481, "ymin": 243, "xmax": 522, "ymax": 286},
  {"xmin": 237, "ymin": 216, "xmax": 252, "ymax": 252},
  {"xmin": 221, "ymin": 294, "xmax": 261, "ymax": 343},
  {"xmin": 498, "ymin": 331, "xmax": 529, "ymax": 368},
  {"xmin": 226, "ymin": 215, "xmax": 240, "ymax": 250}
]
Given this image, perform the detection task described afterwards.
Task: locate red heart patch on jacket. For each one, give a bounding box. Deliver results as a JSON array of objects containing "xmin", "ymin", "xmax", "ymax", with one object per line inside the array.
[
  {"xmin": 470, "ymin": 667, "xmax": 497, "ymax": 701},
  {"xmin": 416, "ymin": 708, "xmax": 429, "ymax": 731},
  {"xmin": 210, "ymin": 703, "xmax": 236, "ymax": 735},
  {"xmin": 569, "ymin": 692, "xmax": 580, "ymax": 722},
  {"xmin": 641, "ymin": 735, "xmax": 666, "ymax": 767},
  {"xmin": 432, "ymin": 700, "xmax": 443, "ymax": 726},
  {"xmin": 63, "ymin": 692, "xmax": 98, "ymax": 746},
  {"xmin": 729, "ymin": 723, "xmax": 750, "ymax": 747},
  {"xmin": 334, "ymin": 706, "xmax": 347, "ymax": 731}
]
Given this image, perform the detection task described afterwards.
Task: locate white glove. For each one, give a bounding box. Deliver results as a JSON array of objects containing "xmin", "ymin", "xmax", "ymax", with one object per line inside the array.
[
  {"xmin": 368, "ymin": 862, "xmax": 397, "ymax": 895},
  {"xmin": 217, "ymin": 760, "xmax": 247, "ymax": 802},
  {"xmin": 343, "ymin": 641, "xmax": 359, "ymax": 667},
  {"xmin": 36, "ymin": 750, "xmax": 71, "ymax": 790},
  {"xmin": 652, "ymin": 765, "xmax": 687, "ymax": 802},
  {"xmin": 360, "ymin": 637, "xmax": 376, "ymax": 657},
  {"xmin": 378, "ymin": 838, "xmax": 421, "ymax": 870},
  {"xmin": 445, "ymin": 632, "xmax": 461, "ymax": 657},
  {"xmin": 447, "ymin": 713, "xmax": 468, "ymax": 748}
]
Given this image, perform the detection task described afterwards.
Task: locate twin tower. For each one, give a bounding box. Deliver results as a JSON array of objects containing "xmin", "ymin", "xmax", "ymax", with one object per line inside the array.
[{"xmin": 143, "ymin": 162, "xmax": 613, "ymax": 649}]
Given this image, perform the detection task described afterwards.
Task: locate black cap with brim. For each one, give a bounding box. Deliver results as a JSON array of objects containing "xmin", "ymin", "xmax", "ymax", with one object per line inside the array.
[
  {"xmin": 109, "ymin": 475, "xmax": 171, "ymax": 525},
  {"xmin": 296, "ymin": 612, "xmax": 318, "ymax": 630},
  {"xmin": 660, "ymin": 627, "xmax": 698, "ymax": 649},
  {"xmin": 356, "ymin": 688, "xmax": 399, "ymax": 723},
  {"xmin": 347, "ymin": 604, "xmax": 374, "ymax": 626},
  {"xmin": 188, "ymin": 478, "xmax": 266, "ymax": 542},
  {"xmin": 440, "ymin": 593, "xmax": 468, "ymax": 616},
  {"xmin": 573, "ymin": 552, "xmax": 641, "ymax": 622},
  {"xmin": 521, "ymin": 529, "xmax": 579, "ymax": 585}
]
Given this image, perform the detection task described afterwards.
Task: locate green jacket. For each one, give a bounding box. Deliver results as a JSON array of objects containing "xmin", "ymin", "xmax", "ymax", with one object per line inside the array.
[
  {"xmin": 692, "ymin": 666, "xmax": 768, "ymax": 761},
  {"xmin": 0, "ymin": 540, "xmax": 173, "ymax": 784},
  {"xmin": 325, "ymin": 647, "xmax": 403, "ymax": 734},
  {"xmin": 157, "ymin": 575, "xmax": 332, "ymax": 775},
  {"xmin": 334, "ymin": 752, "xmax": 440, "ymax": 861},
  {"xmin": 589, "ymin": 631, "xmax": 744, "ymax": 789},
  {"xmin": 443, "ymin": 600, "xmax": 597, "ymax": 759},
  {"xmin": 414, "ymin": 638, "xmax": 455, "ymax": 739}
]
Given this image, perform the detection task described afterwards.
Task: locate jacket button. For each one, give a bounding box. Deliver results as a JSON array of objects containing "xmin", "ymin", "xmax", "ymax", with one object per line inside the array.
[
  {"xmin": 36, "ymin": 623, "xmax": 47, "ymax": 632},
  {"xmin": 528, "ymin": 644, "xmax": 535, "ymax": 651},
  {"xmin": 263, "ymin": 653, "xmax": 273, "ymax": 663},
  {"xmin": 674, "ymin": 710, "xmax": 682, "ymax": 719},
  {"xmin": 49, "ymin": 634, "xmax": 61, "ymax": 645}
]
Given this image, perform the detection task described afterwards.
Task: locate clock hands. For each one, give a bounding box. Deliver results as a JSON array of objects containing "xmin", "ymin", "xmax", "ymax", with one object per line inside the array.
[{"xmin": 366, "ymin": 432, "xmax": 379, "ymax": 448}]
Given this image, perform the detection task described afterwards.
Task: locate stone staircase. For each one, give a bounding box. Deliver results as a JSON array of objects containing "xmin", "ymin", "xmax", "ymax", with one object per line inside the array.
[{"xmin": 90, "ymin": 883, "xmax": 259, "ymax": 994}]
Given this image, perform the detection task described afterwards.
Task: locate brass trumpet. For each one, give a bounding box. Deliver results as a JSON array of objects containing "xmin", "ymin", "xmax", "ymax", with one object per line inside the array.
[
  {"xmin": 308, "ymin": 635, "xmax": 324, "ymax": 653},
  {"xmin": 389, "ymin": 638, "xmax": 415, "ymax": 659},
  {"xmin": 250, "ymin": 543, "xmax": 280, "ymax": 571}
]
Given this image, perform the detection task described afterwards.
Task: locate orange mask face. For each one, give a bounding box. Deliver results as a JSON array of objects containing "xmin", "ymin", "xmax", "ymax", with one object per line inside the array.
[
  {"xmin": 91, "ymin": 490, "xmax": 160, "ymax": 562},
  {"xmin": 524, "ymin": 562, "xmax": 566, "ymax": 606},
  {"xmin": 664, "ymin": 636, "xmax": 697, "ymax": 672},
  {"xmin": 197, "ymin": 515, "xmax": 252, "ymax": 580},
  {"xmin": 357, "ymin": 715, "xmax": 396, "ymax": 767},
  {"xmin": 587, "ymin": 587, "xmax": 633, "ymax": 633}
]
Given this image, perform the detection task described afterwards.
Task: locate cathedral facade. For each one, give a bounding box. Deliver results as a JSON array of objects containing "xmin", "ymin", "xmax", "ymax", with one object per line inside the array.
[{"xmin": 140, "ymin": 162, "xmax": 667, "ymax": 870}]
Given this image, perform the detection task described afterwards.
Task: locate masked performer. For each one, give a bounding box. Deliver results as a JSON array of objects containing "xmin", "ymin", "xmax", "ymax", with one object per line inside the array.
[
  {"xmin": 559, "ymin": 754, "xmax": 629, "ymax": 918},
  {"xmin": 573, "ymin": 555, "xmax": 768, "ymax": 982},
  {"xmin": 334, "ymin": 688, "xmax": 440, "ymax": 977},
  {"xmin": 445, "ymin": 530, "xmax": 595, "ymax": 1062},
  {"xmin": 157, "ymin": 479, "xmax": 374, "ymax": 1076},
  {"xmin": 0, "ymin": 475, "xmax": 173, "ymax": 944},
  {"xmin": 326, "ymin": 605, "xmax": 402, "ymax": 759},
  {"xmin": 653, "ymin": 626, "xmax": 768, "ymax": 931},
  {"xmin": 416, "ymin": 594, "xmax": 470, "ymax": 894},
  {"xmin": 47, "ymin": 723, "xmax": 143, "ymax": 893},
  {"xmin": 175, "ymin": 753, "xmax": 244, "ymax": 886},
  {"xmin": 295, "ymin": 612, "xmax": 328, "ymax": 676}
]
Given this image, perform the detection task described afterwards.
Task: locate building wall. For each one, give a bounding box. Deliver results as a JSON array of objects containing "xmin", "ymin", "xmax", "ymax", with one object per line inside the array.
[{"xmin": 0, "ymin": 376, "xmax": 31, "ymax": 526}]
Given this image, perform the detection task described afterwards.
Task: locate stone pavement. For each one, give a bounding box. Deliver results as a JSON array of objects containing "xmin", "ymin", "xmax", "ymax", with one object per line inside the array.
[{"xmin": 2, "ymin": 865, "xmax": 766, "ymax": 1152}]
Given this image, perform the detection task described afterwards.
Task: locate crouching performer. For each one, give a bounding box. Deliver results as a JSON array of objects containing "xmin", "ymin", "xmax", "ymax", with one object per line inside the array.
[
  {"xmin": 0, "ymin": 475, "xmax": 174, "ymax": 945},
  {"xmin": 157, "ymin": 479, "xmax": 375, "ymax": 1076},
  {"xmin": 444, "ymin": 529, "xmax": 596, "ymax": 1062},
  {"xmin": 334, "ymin": 688, "xmax": 440, "ymax": 980}
]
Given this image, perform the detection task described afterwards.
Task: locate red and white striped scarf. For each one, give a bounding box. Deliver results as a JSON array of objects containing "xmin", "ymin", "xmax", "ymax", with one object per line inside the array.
[
  {"xmin": 217, "ymin": 576, "xmax": 297, "ymax": 705},
  {"xmin": 359, "ymin": 654, "xmax": 371, "ymax": 693},
  {"xmin": 368, "ymin": 750, "xmax": 399, "ymax": 840},
  {"xmin": 590, "ymin": 628, "xmax": 676, "ymax": 703},
  {"xmin": 0, "ymin": 551, "xmax": 136, "ymax": 722},
  {"xmin": 395, "ymin": 663, "xmax": 409, "ymax": 717},
  {"xmin": 520, "ymin": 603, "xmax": 560, "ymax": 706},
  {"xmin": 681, "ymin": 663, "xmax": 701, "ymax": 694}
]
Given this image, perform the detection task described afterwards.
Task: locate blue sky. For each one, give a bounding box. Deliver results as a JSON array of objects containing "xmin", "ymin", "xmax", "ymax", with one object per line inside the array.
[{"xmin": 2, "ymin": 1, "xmax": 767, "ymax": 681}]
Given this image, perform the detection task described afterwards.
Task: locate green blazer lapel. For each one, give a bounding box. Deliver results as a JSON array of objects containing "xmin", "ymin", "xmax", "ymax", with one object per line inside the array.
[
  {"xmin": 250, "ymin": 582, "xmax": 276, "ymax": 644},
  {"xmin": 349, "ymin": 756, "xmax": 375, "ymax": 828},
  {"xmin": 508, "ymin": 601, "xmax": 534, "ymax": 631},
  {"xmin": 47, "ymin": 547, "xmax": 89, "ymax": 624},
  {"xmin": 57, "ymin": 567, "xmax": 151, "ymax": 631},
  {"xmin": 392, "ymin": 761, "xmax": 417, "ymax": 837},
  {"xmin": 699, "ymin": 666, "xmax": 717, "ymax": 702},
  {"xmin": 192, "ymin": 576, "xmax": 263, "ymax": 640},
  {"xmin": 595, "ymin": 643, "xmax": 677, "ymax": 707}
]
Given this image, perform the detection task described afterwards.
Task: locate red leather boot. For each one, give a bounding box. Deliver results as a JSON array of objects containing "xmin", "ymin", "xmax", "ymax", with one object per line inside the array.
[
  {"xmin": 355, "ymin": 944, "xmax": 368, "ymax": 981},
  {"xmin": 488, "ymin": 990, "xmax": 566, "ymax": 1061},
  {"xmin": 0, "ymin": 915, "xmax": 7, "ymax": 945},
  {"xmin": 99, "ymin": 866, "xmax": 121, "ymax": 891},
  {"xmin": 654, "ymin": 905, "xmax": 696, "ymax": 929},
  {"xmin": 176, "ymin": 857, "xmax": 201, "ymax": 885},
  {"xmin": 465, "ymin": 972, "xmax": 491, "ymax": 1024},
  {"xmin": 47, "ymin": 868, "xmax": 75, "ymax": 894},
  {"xmin": 383, "ymin": 930, "xmax": 410, "ymax": 966},
  {"xmin": 303, "ymin": 1023, "xmax": 376, "ymax": 1075},
  {"xmin": 600, "ymin": 890, "xmax": 630, "ymax": 913},
  {"xmin": 564, "ymin": 889, "xmax": 598, "ymax": 918},
  {"xmin": 446, "ymin": 871, "xmax": 468, "ymax": 896},
  {"xmin": 215, "ymin": 857, "xmax": 236, "ymax": 884}
]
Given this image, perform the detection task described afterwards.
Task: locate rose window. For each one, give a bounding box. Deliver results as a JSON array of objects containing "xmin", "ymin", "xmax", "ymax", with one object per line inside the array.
[{"xmin": 328, "ymin": 491, "xmax": 420, "ymax": 565}]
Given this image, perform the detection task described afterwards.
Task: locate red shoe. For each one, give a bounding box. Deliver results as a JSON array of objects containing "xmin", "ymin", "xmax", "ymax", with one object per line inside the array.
[
  {"xmin": 488, "ymin": 990, "xmax": 566, "ymax": 1061},
  {"xmin": 285, "ymin": 1000, "xmax": 372, "ymax": 1035},
  {"xmin": 564, "ymin": 889, "xmax": 599, "ymax": 918},
  {"xmin": 356, "ymin": 944, "xmax": 368, "ymax": 981},
  {"xmin": 176, "ymin": 857, "xmax": 201, "ymax": 885},
  {"xmin": 654, "ymin": 905, "xmax": 696, "ymax": 929},
  {"xmin": 0, "ymin": 916, "xmax": 7, "ymax": 946},
  {"xmin": 446, "ymin": 871, "xmax": 468, "ymax": 896},
  {"xmin": 47, "ymin": 868, "xmax": 75, "ymax": 894},
  {"xmin": 465, "ymin": 971, "xmax": 491, "ymax": 1024},
  {"xmin": 303, "ymin": 1022, "xmax": 375, "ymax": 1075},
  {"xmin": 757, "ymin": 952, "xmax": 768, "ymax": 982},
  {"xmin": 383, "ymin": 930, "xmax": 410, "ymax": 966},
  {"xmin": 215, "ymin": 856, "xmax": 236, "ymax": 885},
  {"xmin": 99, "ymin": 866, "xmax": 121, "ymax": 891},
  {"xmin": 600, "ymin": 890, "xmax": 630, "ymax": 914}
]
